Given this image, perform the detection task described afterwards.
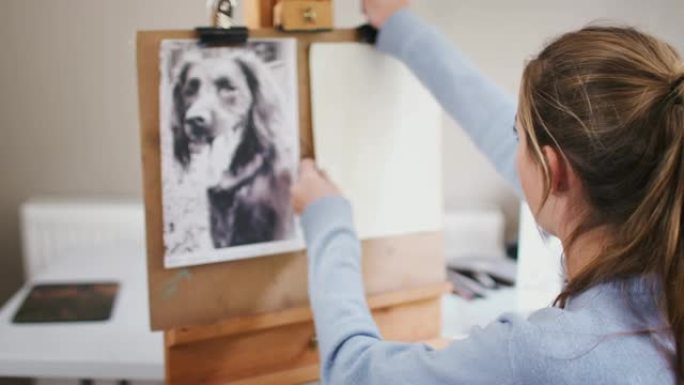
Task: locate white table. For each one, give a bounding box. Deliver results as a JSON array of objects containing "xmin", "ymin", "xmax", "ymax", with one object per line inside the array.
[
  {"xmin": 0, "ymin": 241, "xmax": 164, "ymax": 381},
  {"xmin": 0, "ymin": 239, "xmax": 547, "ymax": 382},
  {"xmin": 441, "ymin": 287, "xmax": 518, "ymax": 339}
]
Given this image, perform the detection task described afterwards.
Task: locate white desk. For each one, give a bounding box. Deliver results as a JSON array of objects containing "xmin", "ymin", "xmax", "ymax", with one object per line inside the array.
[
  {"xmin": 0, "ymin": 242, "xmax": 164, "ymax": 381},
  {"xmin": 442, "ymin": 287, "xmax": 518, "ymax": 339},
  {"xmin": 0, "ymin": 240, "xmax": 548, "ymax": 382}
]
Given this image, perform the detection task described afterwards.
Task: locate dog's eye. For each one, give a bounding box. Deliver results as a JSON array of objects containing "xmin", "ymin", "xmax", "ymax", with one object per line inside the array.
[
  {"xmin": 215, "ymin": 77, "xmax": 235, "ymax": 92},
  {"xmin": 184, "ymin": 78, "xmax": 200, "ymax": 97}
]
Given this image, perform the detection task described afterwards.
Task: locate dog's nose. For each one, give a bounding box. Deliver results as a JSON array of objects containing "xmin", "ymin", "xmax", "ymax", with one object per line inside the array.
[
  {"xmin": 186, "ymin": 116, "xmax": 207, "ymax": 137},
  {"xmin": 187, "ymin": 116, "xmax": 206, "ymax": 128}
]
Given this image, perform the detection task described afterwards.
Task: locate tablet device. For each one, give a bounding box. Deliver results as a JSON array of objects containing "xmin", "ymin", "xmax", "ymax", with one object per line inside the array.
[{"xmin": 12, "ymin": 282, "xmax": 118, "ymax": 323}]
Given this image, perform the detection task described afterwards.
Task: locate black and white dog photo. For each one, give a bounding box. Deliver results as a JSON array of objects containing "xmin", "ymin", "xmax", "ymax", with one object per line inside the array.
[{"xmin": 159, "ymin": 39, "xmax": 299, "ymax": 268}]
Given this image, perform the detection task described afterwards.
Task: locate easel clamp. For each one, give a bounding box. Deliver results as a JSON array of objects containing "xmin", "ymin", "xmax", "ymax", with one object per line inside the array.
[
  {"xmin": 196, "ymin": 26, "xmax": 249, "ymax": 46},
  {"xmin": 196, "ymin": 0, "xmax": 249, "ymax": 46},
  {"xmin": 196, "ymin": 0, "xmax": 378, "ymax": 46}
]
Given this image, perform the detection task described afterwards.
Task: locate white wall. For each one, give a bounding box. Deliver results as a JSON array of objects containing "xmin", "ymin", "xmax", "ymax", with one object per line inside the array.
[
  {"xmin": 0, "ymin": 0, "xmax": 209, "ymax": 306},
  {"xmin": 336, "ymin": 0, "xmax": 684, "ymax": 241},
  {"xmin": 1, "ymin": 0, "xmax": 683, "ymax": 305}
]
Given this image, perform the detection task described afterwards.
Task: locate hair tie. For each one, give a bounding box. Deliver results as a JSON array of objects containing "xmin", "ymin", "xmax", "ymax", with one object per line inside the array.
[
  {"xmin": 669, "ymin": 75, "xmax": 684, "ymax": 105},
  {"xmin": 671, "ymin": 75, "xmax": 684, "ymax": 92}
]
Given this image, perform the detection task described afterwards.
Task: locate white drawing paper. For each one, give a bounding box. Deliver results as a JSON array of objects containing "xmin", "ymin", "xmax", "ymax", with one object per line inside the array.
[{"xmin": 310, "ymin": 43, "xmax": 443, "ymax": 240}]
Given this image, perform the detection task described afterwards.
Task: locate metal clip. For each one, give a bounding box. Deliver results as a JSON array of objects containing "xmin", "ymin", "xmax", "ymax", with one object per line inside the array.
[
  {"xmin": 213, "ymin": 0, "xmax": 237, "ymax": 29},
  {"xmin": 198, "ymin": 0, "xmax": 247, "ymax": 46}
]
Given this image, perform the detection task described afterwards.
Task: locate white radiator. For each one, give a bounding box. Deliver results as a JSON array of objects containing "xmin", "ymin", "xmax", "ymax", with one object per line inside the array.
[{"xmin": 20, "ymin": 197, "xmax": 145, "ymax": 281}]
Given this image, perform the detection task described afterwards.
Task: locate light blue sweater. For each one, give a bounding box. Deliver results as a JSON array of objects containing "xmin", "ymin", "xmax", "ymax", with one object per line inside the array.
[{"xmin": 301, "ymin": 9, "xmax": 675, "ymax": 385}]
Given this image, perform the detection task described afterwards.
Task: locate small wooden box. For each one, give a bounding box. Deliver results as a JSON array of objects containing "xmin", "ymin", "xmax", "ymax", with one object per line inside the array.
[{"xmin": 274, "ymin": 0, "xmax": 334, "ymax": 31}]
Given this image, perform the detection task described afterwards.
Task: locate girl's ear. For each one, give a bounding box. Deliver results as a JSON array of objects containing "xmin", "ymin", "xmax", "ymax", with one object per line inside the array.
[{"xmin": 542, "ymin": 145, "xmax": 572, "ymax": 194}]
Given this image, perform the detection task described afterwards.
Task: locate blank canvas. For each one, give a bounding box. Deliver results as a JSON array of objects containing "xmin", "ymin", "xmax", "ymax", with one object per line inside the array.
[{"xmin": 310, "ymin": 43, "xmax": 443, "ymax": 239}]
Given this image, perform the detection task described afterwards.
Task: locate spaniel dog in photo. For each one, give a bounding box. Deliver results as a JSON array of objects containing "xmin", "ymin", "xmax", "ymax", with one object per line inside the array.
[{"xmin": 171, "ymin": 49, "xmax": 295, "ymax": 248}]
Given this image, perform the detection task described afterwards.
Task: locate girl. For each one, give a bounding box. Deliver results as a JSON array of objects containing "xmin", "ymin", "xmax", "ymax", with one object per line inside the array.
[{"xmin": 290, "ymin": 0, "xmax": 684, "ymax": 383}]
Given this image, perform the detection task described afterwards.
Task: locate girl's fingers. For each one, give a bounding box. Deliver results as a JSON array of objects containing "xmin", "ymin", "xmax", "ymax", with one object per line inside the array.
[
  {"xmin": 319, "ymin": 169, "xmax": 330, "ymax": 180},
  {"xmin": 299, "ymin": 158, "xmax": 316, "ymax": 176}
]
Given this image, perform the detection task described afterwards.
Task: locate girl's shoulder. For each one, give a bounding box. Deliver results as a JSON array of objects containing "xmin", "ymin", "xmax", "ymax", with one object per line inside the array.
[{"xmin": 497, "ymin": 282, "xmax": 673, "ymax": 384}]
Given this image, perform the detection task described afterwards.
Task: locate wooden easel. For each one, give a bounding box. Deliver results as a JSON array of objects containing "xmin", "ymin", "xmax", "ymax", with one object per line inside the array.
[{"xmin": 137, "ymin": 1, "xmax": 449, "ymax": 384}]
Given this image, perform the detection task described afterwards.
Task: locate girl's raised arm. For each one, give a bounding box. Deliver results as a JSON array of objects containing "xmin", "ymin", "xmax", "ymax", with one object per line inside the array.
[{"xmin": 376, "ymin": 9, "xmax": 521, "ymax": 194}]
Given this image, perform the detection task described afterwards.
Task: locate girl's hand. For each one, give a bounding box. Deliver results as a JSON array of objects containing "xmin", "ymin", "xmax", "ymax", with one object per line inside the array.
[
  {"xmin": 362, "ymin": 0, "xmax": 410, "ymax": 28},
  {"xmin": 291, "ymin": 159, "xmax": 341, "ymax": 215}
]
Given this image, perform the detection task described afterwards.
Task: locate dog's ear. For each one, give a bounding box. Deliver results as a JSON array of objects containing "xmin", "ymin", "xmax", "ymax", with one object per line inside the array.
[
  {"xmin": 171, "ymin": 62, "xmax": 193, "ymax": 168},
  {"xmin": 235, "ymin": 53, "xmax": 283, "ymax": 144},
  {"xmin": 235, "ymin": 51, "xmax": 296, "ymax": 179}
]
